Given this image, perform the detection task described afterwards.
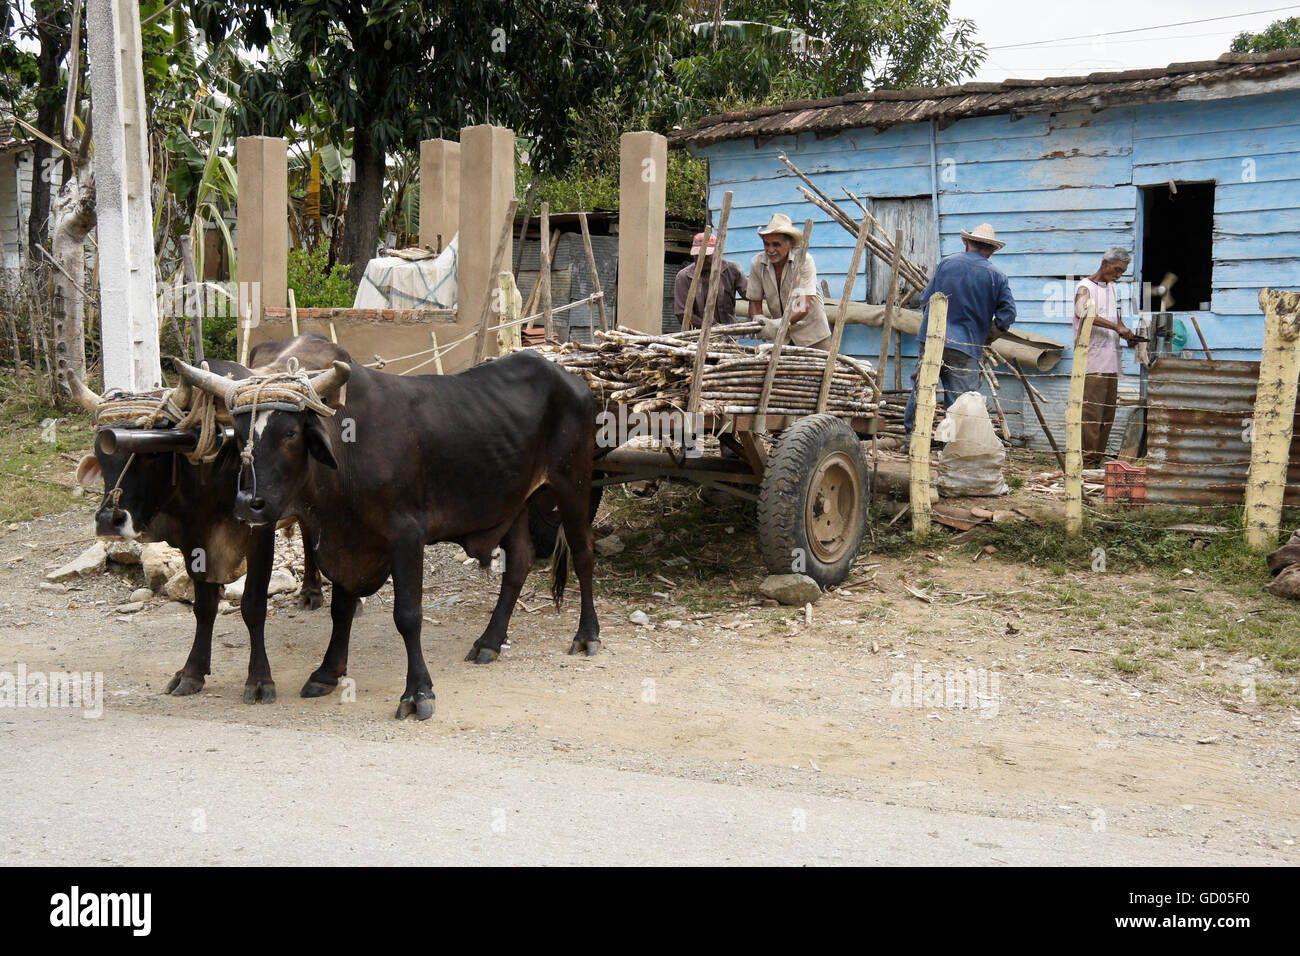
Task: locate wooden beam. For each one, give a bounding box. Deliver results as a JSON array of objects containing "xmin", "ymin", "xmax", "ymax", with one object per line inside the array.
[
  {"xmin": 539, "ymin": 201, "xmax": 553, "ymax": 339},
  {"xmin": 876, "ymin": 228, "xmax": 903, "ymax": 400},
  {"xmin": 911, "ymin": 293, "xmax": 947, "ymax": 539},
  {"xmin": 577, "ymin": 212, "xmax": 608, "ymax": 333},
  {"xmin": 687, "ymin": 191, "xmax": 733, "ymax": 415},
  {"xmin": 473, "ymin": 198, "xmax": 520, "ymax": 364},
  {"xmin": 679, "ymin": 225, "xmax": 711, "ymax": 335},
  {"xmin": 1066, "ymin": 300, "xmax": 1096, "ymax": 536},
  {"xmin": 819, "ymin": 208, "xmax": 871, "ymax": 412},
  {"xmin": 1244, "ymin": 289, "xmax": 1300, "ymax": 550}
]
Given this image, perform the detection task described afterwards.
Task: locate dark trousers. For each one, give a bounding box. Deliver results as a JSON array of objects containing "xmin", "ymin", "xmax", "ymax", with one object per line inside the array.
[
  {"xmin": 904, "ymin": 346, "xmax": 982, "ymax": 433},
  {"xmin": 1082, "ymin": 372, "xmax": 1118, "ymax": 469}
]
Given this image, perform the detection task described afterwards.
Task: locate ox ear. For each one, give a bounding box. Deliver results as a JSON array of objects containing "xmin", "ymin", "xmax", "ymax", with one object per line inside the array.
[
  {"xmin": 304, "ymin": 415, "xmax": 338, "ymax": 470},
  {"xmin": 76, "ymin": 454, "xmax": 103, "ymax": 489}
]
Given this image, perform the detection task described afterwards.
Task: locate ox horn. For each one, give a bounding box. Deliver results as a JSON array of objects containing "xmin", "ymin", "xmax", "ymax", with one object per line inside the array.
[
  {"xmin": 308, "ymin": 360, "xmax": 351, "ymax": 398},
  {"xmin": 175, "ymin": 360, "xmax": 236, "ymax": 405},
  {"xmin": 67, "ymin": 374, "xmax": 102, "ymax": 414}
]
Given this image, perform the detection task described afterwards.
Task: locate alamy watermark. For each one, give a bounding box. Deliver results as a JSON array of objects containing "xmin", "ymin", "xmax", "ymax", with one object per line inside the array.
[
  {"xmin": 595, "ymin": 404, "xmax": 703, "ymax": 458},
  {"xmin": 890, "ymin": 664, "xmax": 1000, "ymax": 718},
  {"xmin": 0, "ymin": 665, "xmax": 103, "ymax": 718}
]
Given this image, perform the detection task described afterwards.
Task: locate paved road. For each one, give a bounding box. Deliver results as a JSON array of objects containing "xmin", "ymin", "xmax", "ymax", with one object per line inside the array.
[{"xmin": 1, "ymin": 708, "xmax": 1250, "ymax": 866}]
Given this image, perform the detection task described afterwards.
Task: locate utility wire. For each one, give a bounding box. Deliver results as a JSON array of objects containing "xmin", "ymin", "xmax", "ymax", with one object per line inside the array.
[{"xmin": 989, "ymin": 4, "xmax": 1300, "ymax": 50}]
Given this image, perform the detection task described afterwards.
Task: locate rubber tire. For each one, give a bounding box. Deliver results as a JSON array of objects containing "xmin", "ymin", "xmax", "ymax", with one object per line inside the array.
[
  {"xmin": 528, "ymin": 478, "xmax": 604, "ymax": 558},
  {"xmin": 758, "ymin": 414, "xmax": 870, "ymax": 587}
]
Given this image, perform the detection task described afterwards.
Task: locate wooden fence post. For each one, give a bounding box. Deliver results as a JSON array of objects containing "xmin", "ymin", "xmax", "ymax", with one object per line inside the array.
[
  {"xmin": 1245, "ymin": 289, "xmax": 1300, "ymax": 550},
  {"xmin": 1066, "ymin": 300, "xmax": 1096, "ymax": 536},
  {"xmin": 910, "ymin": 292, "xmax": 947, "ymax": 539}
]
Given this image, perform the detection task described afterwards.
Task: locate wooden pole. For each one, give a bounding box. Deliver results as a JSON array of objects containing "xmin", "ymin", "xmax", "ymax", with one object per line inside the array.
[
  {"xmin": 876, "ymin": 228, "xmax": 903, "ymax": 398},
  {"xmin": 1244, "ymin": 289, "xmax": 1300, "ymax": 550},
  {"xmin": 1189, "ymin": 314, "xmax": 1214, "ymax": 360},
  {"xmin": 755, "ymin": 218, "xmax": 814, "ymax": 434},
  {"xmin": 981, "ymin": 359, "xmax": 1011, "ymax": 441},
  {"xmin": 523, "ymin": 229, "xmax": 560, "ymax": 325},
  {"xmin": 180, "ymin": 235, "xmax": 202, "ymax": 363},
  {"xmin": 577, "ymin": 212, "xmax": 608, "ymax": 333},
  {"xmin": 474, "ymin": 198, "xmax": 520, "ymax": 364},
  {"xmin": 818, "ymin": 209, "xmax": 871, "ymax": 412},
  {"xmin": 288, "ymin": 288, "xmax": 299, "ymax": 337},
  {"xmin": 1066, "ymin": 300, "xmax": 1096, "ymax": 536},
  {"xmin": 911, "ymin": 293, "xmax": 947, "ymax": 539},
  {"xmin": 430, "ymin": 329, "xmax": 444, "ymax": 374},
  {"xmin": 1010, "ymin": 358, "xmax": 1066, "ymax": 471},
  {"xmin": 687, "ymin": 192, "xmax": 733, "ymax": 415},
  {"xmin": 513, "ymin": 179, "xmax": 537, "ymax": 278},
  {"xmin": 539, "ymin": 202, "xmax": 554, "ymax": 339},
  {"xmin": 893, "ymin": 329, "xmax": 902, "ymax": 391},
  {"xmin": 679, "ymin": 225, "xmax": 711, "ymax": 334}
]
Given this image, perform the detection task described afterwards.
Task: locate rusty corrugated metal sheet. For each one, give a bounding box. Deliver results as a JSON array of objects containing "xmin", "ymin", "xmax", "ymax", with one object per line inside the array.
[
  {"xmin": 671, "ymin": 51, "xmax": 1300, "ymax": 148},
  {"xmin": 1145, "ymin": 357, "xmax": 1300, "ymax": 506}
]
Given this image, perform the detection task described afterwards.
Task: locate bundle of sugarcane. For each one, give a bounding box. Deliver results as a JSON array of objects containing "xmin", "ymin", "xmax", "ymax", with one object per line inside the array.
[
  {"xmin": 876, "ymin": 388, "xmax": 943, "ymax": 435},
  {"xmin": 530, "ymin": 325, "xmax": 880, "ymax": 420}
]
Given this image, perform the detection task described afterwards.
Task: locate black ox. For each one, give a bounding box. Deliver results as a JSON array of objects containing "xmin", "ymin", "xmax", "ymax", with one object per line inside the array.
[
  {"xmin": 179, "ymin": 347, "xmax": 600, "ymax": 720},
  {"xmin": 71, "ymin": 336, "xmax": 342, "ymax": 702}
]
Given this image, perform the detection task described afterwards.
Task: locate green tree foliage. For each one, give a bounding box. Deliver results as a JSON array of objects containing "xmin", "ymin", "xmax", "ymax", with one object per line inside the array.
[
  {"xmin": 1230, "ymin": 16, "xmax": 1300, "ymax": 54},
  {"xmin": 287, "ymin": 245, "xmax": 358, "ymax": 308},
  {"xmin": 190, "ymin": 0, "xmax": 687, "ymax": 279}
]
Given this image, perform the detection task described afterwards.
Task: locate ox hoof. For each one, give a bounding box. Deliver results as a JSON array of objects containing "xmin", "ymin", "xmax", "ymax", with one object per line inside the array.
[
  {"xmin": 465, "ymin": 645, "xmax": 500, "ymax": 665},
  {"xmin": 395, "ymin": 695, "xmax": 435, "ymax": 720},
  {"xmin": 296, "ymin": 590, "xmax": 324, "ymax": 611},
  {"xmin": 165, "ymin": 671, "xmax": 205, "ymax": 696},
  {"xmin": 568, "ymin": 638, "xmax": 601, "ymax": 658},
  {"xmin": 243, "ymin": 680, "xmax": 277, "ymax": 704},
  {"xmin": 300, "ymin": 679, "xmax": 337, "ymax": 698}
]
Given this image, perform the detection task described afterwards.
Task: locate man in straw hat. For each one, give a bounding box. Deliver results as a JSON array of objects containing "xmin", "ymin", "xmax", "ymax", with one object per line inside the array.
[
  {"xmin": 746, "ymin": 213, "xmax": 832, "ymax": 351},
  {"xmin": 675, "ymin": 231, "xmax": 748, "ymax": 331},
  {"xmin": 904, "ymin": 222, "xmax": 1017, "ymax": 436}
]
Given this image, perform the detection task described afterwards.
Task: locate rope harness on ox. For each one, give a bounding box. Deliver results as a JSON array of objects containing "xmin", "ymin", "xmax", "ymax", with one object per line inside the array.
[{"xmin": 214, "ymin": 358, "xmax": 340, "ymax": 499}]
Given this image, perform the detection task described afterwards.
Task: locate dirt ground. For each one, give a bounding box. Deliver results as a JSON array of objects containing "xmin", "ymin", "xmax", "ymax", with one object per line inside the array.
[{"xmin": 2, "ymin": 494, "xmax": 1296, "ymax": 864}]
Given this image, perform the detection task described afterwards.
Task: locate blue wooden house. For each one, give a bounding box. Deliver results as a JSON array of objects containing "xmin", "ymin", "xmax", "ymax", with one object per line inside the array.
[{"xmin": 671, "ymin": 49, "xmax": 1300, "ymax": 447}]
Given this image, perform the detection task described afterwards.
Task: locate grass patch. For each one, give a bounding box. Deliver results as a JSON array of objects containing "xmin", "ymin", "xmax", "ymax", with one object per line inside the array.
[{"xmin": 0, "ymin": 372, "xmax": 96, "ymax": 523}]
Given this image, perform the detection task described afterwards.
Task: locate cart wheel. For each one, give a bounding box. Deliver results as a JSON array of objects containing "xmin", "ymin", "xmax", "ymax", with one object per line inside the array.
[
  {"xmin": 528, "ymin": 478, "xmax": 604, "ymax": 558},
  {"xmin": 758, "ymin": 415, "xmax": 869, "ymax": 587}
]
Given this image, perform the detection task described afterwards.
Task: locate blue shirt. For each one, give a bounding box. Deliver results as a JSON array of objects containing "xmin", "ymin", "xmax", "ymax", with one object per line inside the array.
[{"xmin": 916, "ymin": 251, "xmax": 1017, "ymax": 359}]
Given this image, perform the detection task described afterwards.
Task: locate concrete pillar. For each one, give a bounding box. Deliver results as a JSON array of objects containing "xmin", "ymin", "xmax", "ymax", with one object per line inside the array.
[
  {"xmin": 617, "ymin": 131, "xmax": 667, "ymax": 334},
  {"xmin": 87, "ymin": 0, "xmax": 160, "ymax": 390},
  {"xmin": 236, "ymin": 136, "xmax": 288, "ymax": 356},
  {"xmin": 457, "ymin": 125, "xmax": 514, "ymax": 333},
  {"xmin": 420, "ymin": 139, "xmax": 460, "ymax": 251}
]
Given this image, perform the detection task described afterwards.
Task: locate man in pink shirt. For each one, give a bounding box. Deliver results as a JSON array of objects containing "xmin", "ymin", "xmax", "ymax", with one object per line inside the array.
[{"xmin": 1073, "ymin": 248, "xmax": 1136, "ymax": 468}]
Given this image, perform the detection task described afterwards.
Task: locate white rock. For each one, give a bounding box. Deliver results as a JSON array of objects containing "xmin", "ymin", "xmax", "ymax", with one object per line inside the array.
[
  {"xmin": 267, "ymin": 568, "xmax": 297, "ymax": 596},
  {"xmin": 759, "ymin": 573, "xmax": 822, "ymax": 606},
  {"xmin": 164, "ymin": 569, "xmax": 195, "ymax": 603},
  {"xmin": 662, "ymin": 620, "xmax": 683, "ymax": 629},
  {"xmin": 629, "ymin": 610, "xmax": 650, "ymax": 626},
  {"xmin": 116, "ymin": 601, "xmax": 144, "ymax": 614},
  {"xmin": 46, "ymin": 541, "xmax": 106, "ymax": 582},
  {"xmin": 129, "ymin": 587, "xmax": 153, "ymax": 604},
  {"xmin": 105, "ymin": 539, "xmax": 143, "ymax": 565},
  {"xmin": 219, "ymin": 601, "xmax": 238, "ymax": 615},
  {"xmin": 142, "ymin": 543, "xmax": 183, "ymax": 591},
  {"xmin": 223, "ymin": 574, "xmax": 247, "ymax": 602},
  {"xmin": 594, "ymin": 535, "xmax": 624, "ymax": 556}
]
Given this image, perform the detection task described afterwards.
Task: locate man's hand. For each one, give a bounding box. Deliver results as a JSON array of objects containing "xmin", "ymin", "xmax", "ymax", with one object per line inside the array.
[{"xmin": 1118, "ymin": 325, "xmax": 1137, "ymax": 345}]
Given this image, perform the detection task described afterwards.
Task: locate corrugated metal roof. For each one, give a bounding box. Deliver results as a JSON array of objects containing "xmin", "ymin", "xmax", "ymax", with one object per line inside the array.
[
  {"xmin": 671, "ymin": 49, "xmax": 1300, "ymax": 149},
  {"xmin": 1144, "ymin": 357, "xmax": 1300, "ymax": 506}
]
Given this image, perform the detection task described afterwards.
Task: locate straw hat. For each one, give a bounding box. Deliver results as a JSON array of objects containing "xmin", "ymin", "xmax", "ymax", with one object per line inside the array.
[
  {"xmin": 690, "ymin": 232, "xmax": 717, "ymax": 256},
  {"xmin": 959, "ymin": 223, "xmax": 1005, "ymax": 251},
  {"xmin": 757, "ymin": 213, "xmax": 803, "ymax": 243}
]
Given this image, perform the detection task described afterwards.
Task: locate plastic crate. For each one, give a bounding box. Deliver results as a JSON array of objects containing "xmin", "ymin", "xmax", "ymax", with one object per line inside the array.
[{"xmin": 1105, "ymin": 461, "xmax": 1146, "ymax": 507}]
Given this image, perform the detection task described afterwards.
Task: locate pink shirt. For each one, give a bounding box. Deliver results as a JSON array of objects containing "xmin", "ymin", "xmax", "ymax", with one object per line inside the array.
[{"xmin": 1073, "ymin": 277, "xmax": 1121, "ymax": 375}]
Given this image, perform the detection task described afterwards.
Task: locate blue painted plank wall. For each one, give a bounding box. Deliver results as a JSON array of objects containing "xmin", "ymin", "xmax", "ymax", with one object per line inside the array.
[{"xmin": 693, "ymin": 87, "xmax": 1300, "ymax": 445}]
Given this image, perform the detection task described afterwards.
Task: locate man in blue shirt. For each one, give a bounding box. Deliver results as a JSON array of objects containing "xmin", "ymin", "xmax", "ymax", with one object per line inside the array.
[{"xmin": 904, "ymin": 223, "xmax": 1017, "ymax": 435}]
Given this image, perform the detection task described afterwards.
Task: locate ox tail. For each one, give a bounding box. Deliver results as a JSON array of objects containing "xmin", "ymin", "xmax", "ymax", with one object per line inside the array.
[{"xmin": 550, "ymin": 526, "xmax": 571, "ymax": 609}]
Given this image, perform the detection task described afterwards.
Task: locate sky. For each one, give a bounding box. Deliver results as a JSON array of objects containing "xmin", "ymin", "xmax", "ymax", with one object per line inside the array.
[{"xmin": 949, "ymin": 0, "xmax": 1300, "ymax": 81}]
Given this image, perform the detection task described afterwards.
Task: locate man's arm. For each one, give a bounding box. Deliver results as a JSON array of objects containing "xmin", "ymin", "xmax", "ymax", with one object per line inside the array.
[
  {"xmin": 1074, "ymin": 286, "xmax": 1134, "ymax": 342},
  {"xmin": 993, "ymin": 273, "xmax": 1017, "ymax": 333}
]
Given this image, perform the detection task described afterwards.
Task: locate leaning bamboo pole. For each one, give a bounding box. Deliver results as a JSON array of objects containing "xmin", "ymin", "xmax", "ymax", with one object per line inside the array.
[
  {"xmin": 474, "ymin": 199, "xmax": 520, "ymax": 364},
  {"xmin": 911, "ymin": 293, "xmax": 947, "ymax": 539},
  {"xmin": 1066, "ymin": 300, "xmax": 1096, "ymax": 536},
  {"xmin": 818, "ymin": 208, "xmax": 871, "ymax": 413},
  {"xmin": 688, "ymin": 192, "xmax": 733, "ymax": 415},
  {"xmin": 1244, "ymin": 289, "xmax": 1300, "ymax": 550}
]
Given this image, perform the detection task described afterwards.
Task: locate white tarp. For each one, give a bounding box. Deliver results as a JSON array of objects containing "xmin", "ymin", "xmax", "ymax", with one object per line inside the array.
[{"xmin": 352, "ymin": 234, "xmax": 458, "ymax": 310}]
